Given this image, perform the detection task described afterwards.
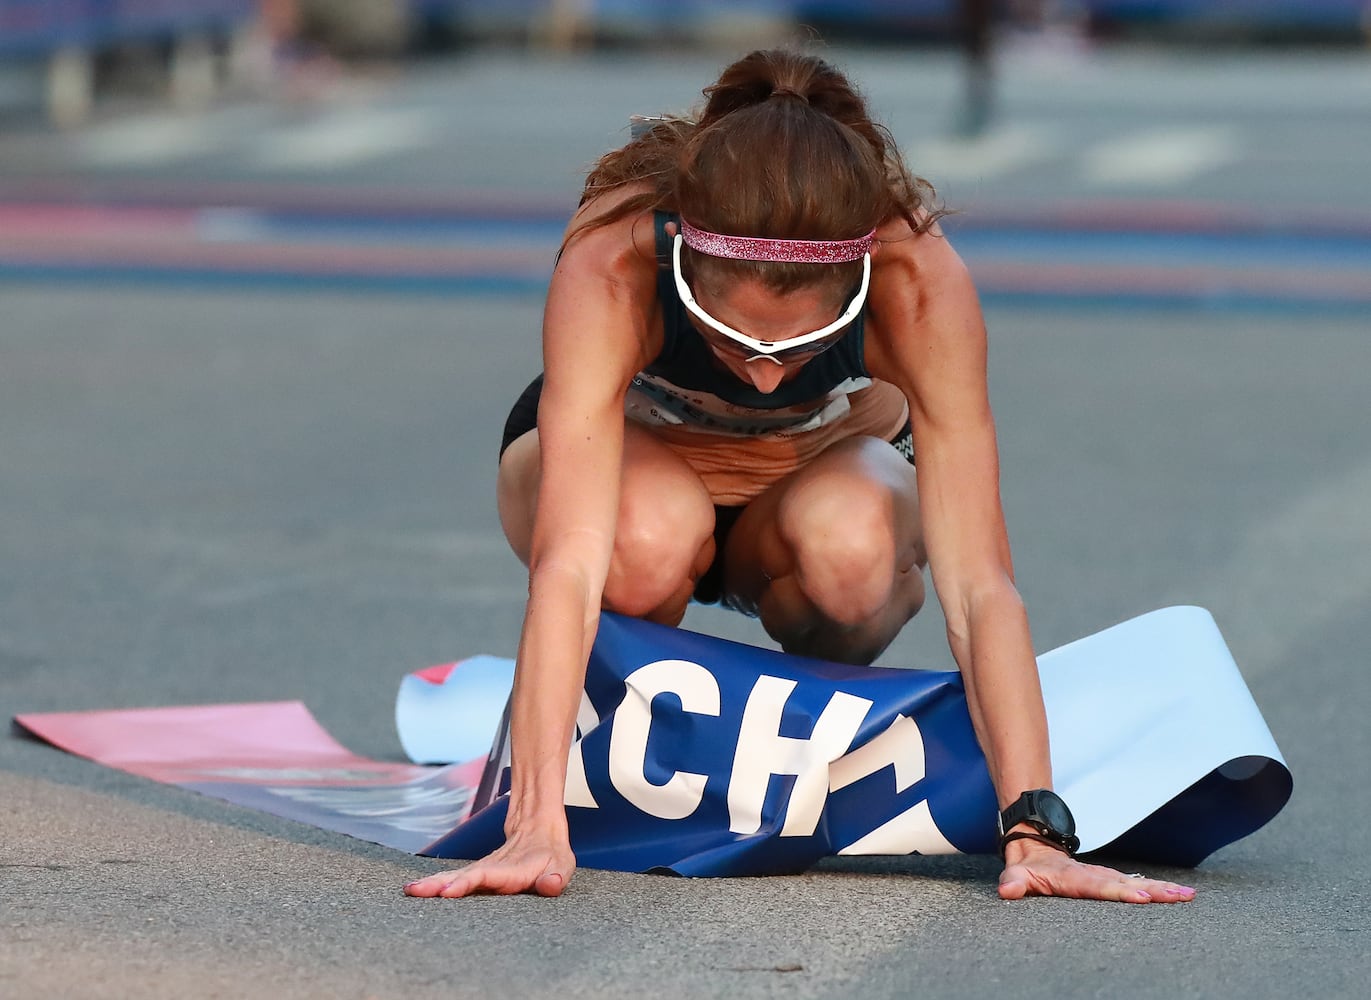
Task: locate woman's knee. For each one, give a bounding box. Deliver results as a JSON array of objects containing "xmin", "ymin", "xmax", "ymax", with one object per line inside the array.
[
  {"xmin": 777, "ymin": 482, "xmax": 911, "ymax": 626},
  {"xmin": 602, "ymin": 457, "xmax": 714, "ymax": 619}
]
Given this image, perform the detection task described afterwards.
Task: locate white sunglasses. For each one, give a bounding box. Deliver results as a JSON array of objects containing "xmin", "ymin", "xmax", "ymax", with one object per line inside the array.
[{"xmin": 672, "ymin": 234, "xmax": 870, "ymax": 366}]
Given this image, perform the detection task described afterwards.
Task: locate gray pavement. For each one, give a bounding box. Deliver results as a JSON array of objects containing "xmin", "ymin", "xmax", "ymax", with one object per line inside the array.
[{"xmin": 2, "ymin": 43, "xmax": 1370, "ymax": 999}]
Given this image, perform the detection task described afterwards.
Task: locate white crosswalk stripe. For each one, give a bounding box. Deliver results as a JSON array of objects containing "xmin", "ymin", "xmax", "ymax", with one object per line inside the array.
[
  {"xmin": 69, "ymin": 108, "xmax": 1246, "ymax": 192},
  {"xmin": 906, "ymin": 124, "xmax": 1059, "ymax": 182},
  {"xmin": 248, "ymin": 108, "xmax": 435, "ymax": 171},
  {"xmin": 77, "ymin": 107, "xmax": 262, "ymax": 166},
  {"xmin": 1080, "ymin": 125, "xmax": 1240, "ymax": 186}
]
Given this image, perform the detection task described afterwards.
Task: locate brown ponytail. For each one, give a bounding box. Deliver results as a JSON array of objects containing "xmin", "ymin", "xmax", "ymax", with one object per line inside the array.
[{"xmin": 570, "ymin": 49, "xmax": 944, "ymax": 294}]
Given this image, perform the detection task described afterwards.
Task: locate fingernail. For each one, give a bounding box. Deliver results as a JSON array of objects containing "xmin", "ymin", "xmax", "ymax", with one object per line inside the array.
[{"xmin": 1169, "ymin": 886, "xmax": 1195, "ymax": 895}]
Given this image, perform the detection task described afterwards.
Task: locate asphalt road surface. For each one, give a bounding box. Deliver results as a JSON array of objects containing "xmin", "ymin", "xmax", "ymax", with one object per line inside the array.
[{"xmin": 2, "ymin": 43, "xmax": 1369, "ymax": 999}]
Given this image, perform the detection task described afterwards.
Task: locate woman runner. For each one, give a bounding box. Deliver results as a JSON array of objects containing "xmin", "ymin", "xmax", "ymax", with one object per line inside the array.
[{"xmin": 406, "ymin": 49, "xmax": 1195, "ymax": 904}]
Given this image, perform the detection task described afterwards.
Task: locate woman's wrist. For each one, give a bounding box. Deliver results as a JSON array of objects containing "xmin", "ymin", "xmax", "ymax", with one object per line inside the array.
[
  {"xmin": 503, "ymin": 794, "xmax": 570, "ymax": 840},
  {"xmin": 1001, "ymin": 824, "xmax": 1074, "ymax": 866}
]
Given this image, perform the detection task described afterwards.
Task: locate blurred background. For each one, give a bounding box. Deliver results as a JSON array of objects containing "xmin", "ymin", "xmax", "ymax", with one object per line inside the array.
[
  {"xmin": 2, "ymin": 2, "xmax": 1369, "ymax": 310},
  {"xmin": 4, "ymin": 10, "xmax": 1371, "ymax": 996},
  {"xmin": 1, "ymin": 2, "xmax": 1369, "ymax": 681}
]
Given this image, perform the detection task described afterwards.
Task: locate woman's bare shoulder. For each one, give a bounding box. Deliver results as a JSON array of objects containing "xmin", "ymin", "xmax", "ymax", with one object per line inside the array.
[
  {"xmin": 870, "ymin": 208, "xmax": 980, "ymax": 328},
  {"xmin": 544, "ymin": 184, "xmax": 664, "ymax": 376},
  {"xmin": 558, "ymin": 182, "xmax": 662, "ymax": 278},
  {"xmin": 871, "ymin": 210, "xmax": 960, "ymax": 278},
  {"xmin": 865, "ymin": 209, "xmax": 983, "ymax": 386}
]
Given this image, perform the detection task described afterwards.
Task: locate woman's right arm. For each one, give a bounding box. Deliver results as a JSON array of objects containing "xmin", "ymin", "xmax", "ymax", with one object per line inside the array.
[{"xmin": 405, "ymin": 209, "xmax": 658, "ymax": 898}]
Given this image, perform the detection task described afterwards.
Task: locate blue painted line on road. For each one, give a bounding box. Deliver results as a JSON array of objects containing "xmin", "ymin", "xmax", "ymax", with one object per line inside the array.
[
  {"xmin": 948, "ymin": 229, "xmax": 1371, "ymax": 268},
  {"xmin": 4, "ymin": 262, "xmax": 1368, "ymax": 315},
  {"xmin": 0, "ymin": 264, "xmax": 550, "ymax": 297},
  {"xmin": 976, "ymin": 290, "xmax": 1371, "ymax": 316}
]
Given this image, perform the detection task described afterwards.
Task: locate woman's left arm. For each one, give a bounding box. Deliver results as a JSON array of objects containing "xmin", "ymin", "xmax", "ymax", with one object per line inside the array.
[{"xmin": 865, "ymin": 224, "xmax": 1194, "ymax": 904}]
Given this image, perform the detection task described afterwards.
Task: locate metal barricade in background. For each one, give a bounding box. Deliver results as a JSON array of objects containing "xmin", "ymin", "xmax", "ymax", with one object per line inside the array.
[
  {"xmin": 0, "ymin": 0, "xmax": 258, "ymax": 125},
  {"xmin": 1086, "ymin": 1, "xmax": 1369, "ymax": 39},
  {"xmin": 409, "ymin": 0, "xmax": 794, "ymax": 49}
]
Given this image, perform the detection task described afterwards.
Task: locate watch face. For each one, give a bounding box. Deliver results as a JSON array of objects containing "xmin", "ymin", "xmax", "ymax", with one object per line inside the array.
[{"xmin": 1035, "ymin": 791, "xmax": 1076, "ymax": 836}]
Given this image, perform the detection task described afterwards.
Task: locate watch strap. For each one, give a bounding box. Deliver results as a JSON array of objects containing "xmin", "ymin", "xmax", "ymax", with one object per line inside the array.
[
  {"xmin": 998, "ymin": 793, "xmax": 1033, "ymax": 836},
  {"xmin": 998, "ymin": 830, "xmax": 1075, "ymax": 859}
]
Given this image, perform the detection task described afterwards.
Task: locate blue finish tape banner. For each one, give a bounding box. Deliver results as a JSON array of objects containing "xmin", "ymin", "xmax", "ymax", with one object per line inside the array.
[
  {"xmin": 420, "ymin": 606, "xmax": 1291, "ymax": 872},
  {"xmin": 15, "ymin": 606, "xmax": 1291, "ymax": 873}
]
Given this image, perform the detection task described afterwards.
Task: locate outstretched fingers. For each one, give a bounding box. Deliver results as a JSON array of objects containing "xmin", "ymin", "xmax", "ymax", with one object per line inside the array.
[
  {"xmin": 403, "ymin": 868, "xmax": 471, "ymax": 898},
  {"xmin": 404, "ymin": 848, "xmax": 575, "ymax": 899},
  {"xmin": 999, "ymin": 855, "xmax": 1195, "ymax": 904}
]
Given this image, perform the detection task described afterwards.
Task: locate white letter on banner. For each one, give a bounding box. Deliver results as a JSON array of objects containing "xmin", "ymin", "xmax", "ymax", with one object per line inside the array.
[
  {"xmin": 565, "ymin": 690, "xmax": 600, "ymax": 809},
  {"xmin": 829, "ymin": 715, "xmax": 926, "ymax": 794},
  {"xmin": 827, "ymin": 713, "xmax": 958, "ymax": 854},
  {"xmin": 608, "ymin": 659, "xmax": 720, "ymax": 820},
  {"xmin": 727, "ymin": 676, "xmax": 872, "ymax": 837},
  {"xmin": 837, "ymin": 799, "xmax": 958, "ymax": 856}
]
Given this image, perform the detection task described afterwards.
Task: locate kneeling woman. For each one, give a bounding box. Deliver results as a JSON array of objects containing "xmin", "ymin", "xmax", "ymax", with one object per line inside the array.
[{"xmin": 407, "ymin": 49, "xmax": 1194, "ymax": 904}]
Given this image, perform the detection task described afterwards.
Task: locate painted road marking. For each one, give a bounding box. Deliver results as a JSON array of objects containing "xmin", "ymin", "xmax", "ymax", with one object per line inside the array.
[
  {"xmin": 907, "ymin": 124, "xmax": 1058, "ymax": 182},
  {"xmin": 249, "ymin": 108, "xmax": 434, "ymax": 172},
  {"xmin": 1081, "ymin": 126, "xmax": 1240, "ymax": 187},
  {"xmin": 77, "ymin": 108, "xmax": 261, "ymax": 166},
  {"xmin": 1170, "ymin": 458, "xmax": 1371, "ymax": 678}
]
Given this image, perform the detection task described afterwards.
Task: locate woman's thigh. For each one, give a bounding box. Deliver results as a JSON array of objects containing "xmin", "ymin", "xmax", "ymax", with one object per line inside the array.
[
  {"xmin": 719, "ymin": 435, "xmax": 925, "ymax": 660},
  {"xmin": 497, "ymin": 424, "xmax": 717, "ymax": 623}
]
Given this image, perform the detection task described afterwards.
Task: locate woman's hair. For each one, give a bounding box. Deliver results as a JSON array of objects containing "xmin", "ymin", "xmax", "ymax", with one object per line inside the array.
[{"xmin": 569, "ymin": 48, "xmax": 945, "ymax": 295}]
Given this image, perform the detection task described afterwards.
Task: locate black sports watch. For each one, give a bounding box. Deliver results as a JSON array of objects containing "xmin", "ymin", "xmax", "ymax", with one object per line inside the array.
[{"xmin": 997, "ymin": 789, "xmax": 1080, "ymax": 858}]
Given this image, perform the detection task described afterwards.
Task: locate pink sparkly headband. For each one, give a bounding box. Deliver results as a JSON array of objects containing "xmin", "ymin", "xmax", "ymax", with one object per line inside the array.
[{"xmin": 679, "ymin": 218, "xmax": 875, "ymax": 264}]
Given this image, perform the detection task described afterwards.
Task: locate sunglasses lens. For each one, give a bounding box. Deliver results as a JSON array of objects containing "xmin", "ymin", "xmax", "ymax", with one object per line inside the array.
[
  {"xmin": 787, "ymin": 336, "xmax": 842, "ymax": 358},
  {"xmin": 699, "ymin": 321, "xmax": 849, "ymax": 363},
  {"xmin": 768, "ymin": 327, "xmax": 848, "ymax": 360}
]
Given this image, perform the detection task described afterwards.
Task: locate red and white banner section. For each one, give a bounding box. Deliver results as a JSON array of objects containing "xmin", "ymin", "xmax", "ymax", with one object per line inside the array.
[
  {"xmin": 13, "ymin": 700, "xmax": 487, "ymax": 855},
  {"xmin": 15, "ymin": 606, "xmax": 1290, "ymax": 875}
]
